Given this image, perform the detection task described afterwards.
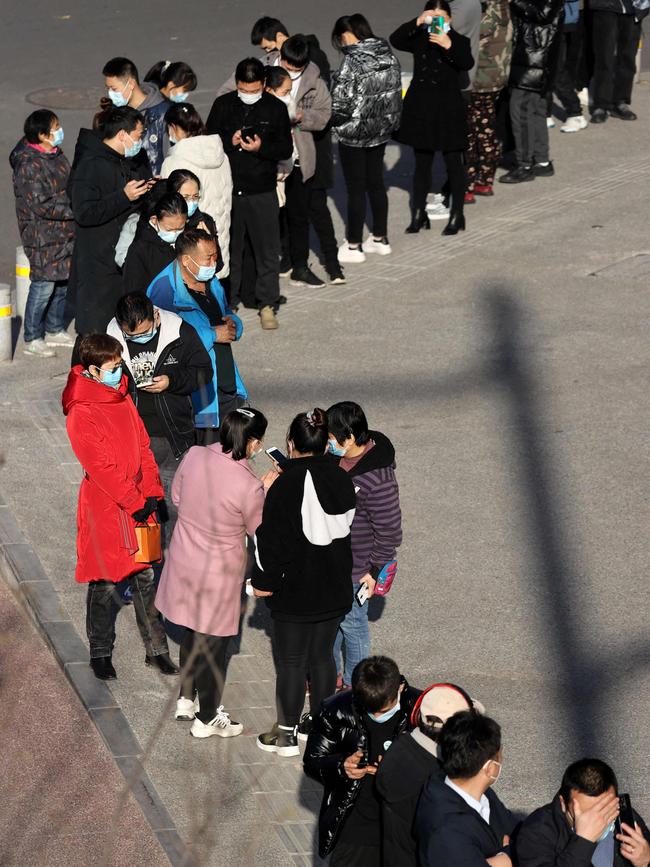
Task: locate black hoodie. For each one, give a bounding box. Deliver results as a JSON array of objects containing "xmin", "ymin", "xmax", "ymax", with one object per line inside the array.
[{"xmin": 122, "ymin": 219, "xmax": 177, "ymax": 294}]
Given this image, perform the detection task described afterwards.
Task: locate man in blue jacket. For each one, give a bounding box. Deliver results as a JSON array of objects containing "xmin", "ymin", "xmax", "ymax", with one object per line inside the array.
[{"xmin": 147, "ymin": 228, "xmax": 247, "ymax": 445}]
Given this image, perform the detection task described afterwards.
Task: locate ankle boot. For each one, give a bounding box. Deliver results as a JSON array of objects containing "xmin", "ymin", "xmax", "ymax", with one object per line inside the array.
[
  {"xmin": 442, "ymin": 211, "xmax": 466, "ymax": 236},
  {"xmin": 405, "ymin": 208, "xmax": 431, "ymax": 234}
]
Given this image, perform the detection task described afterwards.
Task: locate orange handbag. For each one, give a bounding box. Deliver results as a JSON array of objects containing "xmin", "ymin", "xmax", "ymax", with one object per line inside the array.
[{"xmin": 134, "ymin": 518, "xmax": 162, "ymax": 564}]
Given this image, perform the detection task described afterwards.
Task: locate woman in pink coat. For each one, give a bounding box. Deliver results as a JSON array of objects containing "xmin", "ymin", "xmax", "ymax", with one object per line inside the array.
[{"xmin": 155, "ymin": 407, "xmax": 270, "ymax": 739}]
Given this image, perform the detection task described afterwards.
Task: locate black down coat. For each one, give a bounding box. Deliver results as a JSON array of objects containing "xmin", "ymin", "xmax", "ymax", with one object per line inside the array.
[
  {"xmin": 508, "ymin": 0, "xmax": 565, "ymax": 93},
  {"xmin": 390, "ymin": 21, "xmax": 474, "ymax": 152},
  {"xmin": 303, "ymin": 677, "xmax": 421, "ymax": 857}
]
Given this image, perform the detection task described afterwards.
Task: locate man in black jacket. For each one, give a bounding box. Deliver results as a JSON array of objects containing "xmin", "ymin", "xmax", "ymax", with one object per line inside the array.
[
  {"xmin": 206, "ymin": 57, "xmax": 292, "ymax": 330},
  {"xmin": 513, "ymin": 757, "xmax": 650, "ymax": 867},
  {"xmin": 303, "ymin": 655, "xmax": 421, "ymax": 866},
  {"xmin": 415, "ymin": 710, "xmax": 516, "ymax": 867}
]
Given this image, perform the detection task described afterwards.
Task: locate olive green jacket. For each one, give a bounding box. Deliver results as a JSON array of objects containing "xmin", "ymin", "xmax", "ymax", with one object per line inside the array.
[{"xmin": 473, "ymin": 0, "xmax": 513, "ymax": 92}]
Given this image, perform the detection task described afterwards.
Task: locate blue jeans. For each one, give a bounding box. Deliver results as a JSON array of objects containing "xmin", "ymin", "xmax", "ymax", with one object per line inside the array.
[
  {"xmin": 333, "ymin": 583, "xmax": 370, "ymax": 686},
  {"xmin": 24, "ymin": 280, "xmax": 67, "ymax": 342}
]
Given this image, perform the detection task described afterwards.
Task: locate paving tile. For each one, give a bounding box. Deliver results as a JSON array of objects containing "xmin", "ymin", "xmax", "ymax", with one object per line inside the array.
[
  {"xmin": 20, "ymin": 579, "xmax": 69, "ymax": 622},
  {"xmin": 89, "ymin": 707, "xmax": 143, "ymax": 758},
  {"xmin": 114, "ymin": 757, "xmax": 177, "ymax": 832},
  {"xmin": 0, "ymin": 542, "xmax": 50, "ymax": 582},
  {"xmin": 65, "ymin": 661, "xmax": 119, "ymax": 711},
  {"xmin": 155, "ymin": 829, "xmax": 196, "ymax": 867},
  {"xmin": 254, "ymin": 791, "xmax": 316, "ymax": 824},
  {"xmin": 41, "ymin": 619, "xmax": 89, "ymax": 665},
  {"xmin": 0, "ymin": 505, "xmax": 24, "ymax": 544}
]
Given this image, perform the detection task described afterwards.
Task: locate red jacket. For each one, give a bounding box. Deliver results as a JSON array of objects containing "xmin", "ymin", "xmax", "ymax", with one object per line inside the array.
[{"xmin": 62, "ymin": 365, "xmax": 163, "ymax": 583}]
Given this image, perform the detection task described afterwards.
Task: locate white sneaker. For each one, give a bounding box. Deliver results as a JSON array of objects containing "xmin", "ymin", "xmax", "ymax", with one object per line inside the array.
[
  {"xmin": 561, "ymin": 115, "xmax": 588, "ymax": 133},
  {"xmin": 190, "ymin": 705, "xmax": 243, "ymax": 739},
  {"xmin": 175, "ymin": 695, "xmax": 199, "ymax": 721},
  {"xmin": 364, "ymin": 237, "xmax": 392, "ymax": 256},
  {"xmin": 338, "ymin": 242, "xmax": 366, "ymax": 264},
  {"xmin": 23, "ymin": 338, "xmax": 56, "ymax": 358},
  {"xmin": 547, "ymin": 117, "xmax": 556, "ymax": 128},
  {"xmin": 45, "ymin": 330, "xmax": 75, "ymax": 347},
  {"xmin": 578, "ymin": 87, "xmax": 589, "ymax": 107},
  {"xmin": 426, "ymin": 200, "xmax": 451, "ymax": 220}
]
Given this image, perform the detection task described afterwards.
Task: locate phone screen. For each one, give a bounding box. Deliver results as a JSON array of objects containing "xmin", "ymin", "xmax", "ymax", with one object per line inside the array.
[
  {"xmin": 266, "ymin": 447, "xmax": 289, "ymax": 468},
  {"xmin": 241, "ymin": 126, "xmax": 256, "ymax": 141}
]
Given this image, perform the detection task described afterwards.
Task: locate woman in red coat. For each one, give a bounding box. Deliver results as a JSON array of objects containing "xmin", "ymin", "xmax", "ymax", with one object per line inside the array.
[{"xmin": 63, "ymin": 333, "xmax": 177, "ymax": 681}]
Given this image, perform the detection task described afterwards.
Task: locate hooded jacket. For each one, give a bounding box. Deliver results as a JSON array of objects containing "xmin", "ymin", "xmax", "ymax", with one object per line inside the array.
[
  {"xmin": 136, "ymin": 82, "xmax": 170, "ymax": 174},
  {"xmin": 67, "ymin": 128, "xmax": 150, "ymax": 334},
  {"xmin": 122, "ymin": 219, "xmax": 178, "ymax": 295},
  {"xmin": 160, "ymin": 134, "xmax": 232, "ymax": 277},
  {"xmin": 473, "ymin": 0, "xmax": 514, "ymax": 93},
  {"xmin": 62, "ymin": 366, "xmax": 163, "ymax": 583},
  {"xmin": 508, "ymin": 0, "xmax": 565, "ymax": 93},
  {"xmin": 415, "ymin": 775, "xmax": 516, "ymax": 866},
  {"xmin": 331, "ymin": 37, "xmax": 402, "ymax": 148},
  {"xmin": 251, "ymin": 455, "xmax": 356, "ymax": 622},
  {"xmin": 10, "ymin": 139, "xmax": 75, "ymax": 282},
  {"xmin": 303, "ymin": 678, "xmax": 421, "ymax": 857},
  {"xmin": 106, "ymin": 307, "xmax": 213, "ymax": 457}
]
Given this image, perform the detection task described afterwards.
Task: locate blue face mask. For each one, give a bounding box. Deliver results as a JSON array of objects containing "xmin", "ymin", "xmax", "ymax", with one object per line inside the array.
[
  {"xmin": 49, "ymin": 127, "xmax": 64, "ymax": 147},
  {"xmin": 597, "ymin": 821, "xmax": 615, "ymax": 842},
  {"xmin": 125, "ymin": 325, "xmax": 157, "ymax": 344},
  {"xmin": 170, "ymin": 91, "xmax": 189, "ymax": 103},
  {"xmin": 328, "ymin": 438, "xmax": 347, "ymax": 457},
  {"xmin": 186, "ymin": 200, "xmax": 199, "ymax": 217},
  {"xmin": 150, "ymin": 220, "xmax": 182, "ymax": 244},
  {"xmin": 124, "ymin": 132, "xmax": 143, "ymax": 159},
  {"xmin": 108, "ymin": 79, "xmax": 132, "ymax": 107},
  {"xmin": 100, "ymin": 365, "xmax": 123, "ymax": 388},
  {"xmin": 189, "ymin": 255, "xmax": 216, "ymax": 282},
  {"xmin": 368, "ymin": 695, "xmax": 401, "ymax": 724}
]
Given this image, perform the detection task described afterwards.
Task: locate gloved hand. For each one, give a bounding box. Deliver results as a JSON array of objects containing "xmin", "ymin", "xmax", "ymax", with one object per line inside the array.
[{"xmin": 131, "ymin": 496, "xmax": 159, "ymax": 523}]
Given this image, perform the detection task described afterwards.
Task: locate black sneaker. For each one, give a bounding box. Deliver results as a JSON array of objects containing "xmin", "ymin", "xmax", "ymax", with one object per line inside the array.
[
  {"xmin": 297, "ymin": 712, "xmax": 313, "ymax": 742},
  {"xmin": 290, "ymin": 266, "xmax": 326, "ymax": 288},
  {"xmin": 257, "ymin": 723, "xmax": 300, "ymax": 757},
  {"xmin": 609, "ymin": 103, "xmax": 637, "ymax": 121},
  {"xmin": 533, "ymin": 161, "xmax": 555, "ymax": 177},
  {"xmin": 590, "ymin": 108, "xmax": 608, "ymax": 124},
  {"xmin": 327, "ymin": 267, "xmax": 346, "ymax": 285},
  {"xmin": 499, "ymin": 165, "xmax": 535, "ymax": 184}
]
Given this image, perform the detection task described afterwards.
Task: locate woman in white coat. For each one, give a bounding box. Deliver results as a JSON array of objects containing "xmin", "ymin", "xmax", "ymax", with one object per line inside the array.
[{"xmin": 161, "ymin": 103, "xmax": 232, "ymax": 278}]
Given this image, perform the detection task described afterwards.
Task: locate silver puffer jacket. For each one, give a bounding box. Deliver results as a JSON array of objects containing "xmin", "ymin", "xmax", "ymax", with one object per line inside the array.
[{"xmin": 331, "ymin": 37, "xmax": 402, "ymax": 147}]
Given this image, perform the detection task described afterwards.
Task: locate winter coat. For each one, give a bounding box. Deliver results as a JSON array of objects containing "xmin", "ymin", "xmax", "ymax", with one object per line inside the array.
[
  {"xmin": 106, "ymin": 307, "xmax": 213, "ymax": 457},
  {"xmin": 415, "ymin": 776, "xmax": 516, "ymax": 866},
  {"xmin": 122, "ymin": 219, "xmax": 177, "ymax": 294},
  {"xmin": 331, "ymin": 38, "xmax": 402, "ymax": 148},
  {"xmin": 449, "ymin": 0, "xmax": 484, "ymax": 88},
  {"xmin": 67, "ymin": 128, "xmax": 150, "ymax": 334},
  {"xmin": 147, "ymin": 261, "xmax": 247, "ymax": 429},
  {"xmin": 160, "ymin": 134, "xmax": 233, "ymax": 277},
  {"xmin": 473, "ymin": 0, "xmax": 514, "ymax": 92},
  {"xmin": 375, "ymin": 730, "xmax": 445, "ymax": 867},
  {"xmin": 9, "ymin": 139, "xmax": 74, "ymax": 282},
  {"xmin": 137, "ymin": 82, "xmax": 170, "ymax": 175},
  {"xmin": 206, "ymin": 92, "xmax": 293, "ymax": 196},
  {"xmin": 62, "ymin": 366, "xmax": 163, "ymax": 584},
  {"xmin": 391, "ymin": 22, "xmax": 474, "ymax": 152},
  {"xmin": 303, "ymin": 678, "xmax": 421, "ymax": 857},
  {"xmin": 251, "ymin": 455, "xmax": 356, "ymax": 622},
  {"xmin": 512, "ymin": 792, "xmax": 650, "ymax": 867},
  {"xmin": 508, "ymin": 0, "xmax": 565, "ymax": 93},
  {"xmin": 155, "ymin": 443, "xmax": 264, "ymax": 636},
  {"xmin": 590, "ymin": 0, "xmax": 635, "ymax": 13}
]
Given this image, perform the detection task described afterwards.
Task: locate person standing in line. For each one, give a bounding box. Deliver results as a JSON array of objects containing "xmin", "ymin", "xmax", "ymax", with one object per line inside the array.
[
  {"xmin": 62, "ymin": 333, "xmax": 178, "ymax": 681},
  {"xmin": 155, "ymin": 408, "xmax": 271, "ymax": 738},
  {"xmin": 144, "ymin": 60, "xmax": 197, "ymax": 105},
  {"xmin": 331, "ymin": 14, "xmax": 402, "ymax": 264},
  {"xmin": 548, "ymin": 1, "xmax": 589, "ymax": 133},
  {"xmin": 10, "ymin": 110, "xmax": 75, "ymax": 358},
  {"xmin": 252, "ymin": 409, "xmax": 356, "ymax": 758},
  {"xmin": 391, "ymin": 4, "xmax": 475, "ymax": 236},
  {"xmin": 122, "ymin": 192, "xmax": 187, "ymax": 294}
]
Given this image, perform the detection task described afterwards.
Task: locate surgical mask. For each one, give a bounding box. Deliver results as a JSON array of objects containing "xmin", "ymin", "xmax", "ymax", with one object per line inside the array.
[
  {"xmin": 123, "ymin": 132, "xmax": 143, "ymax": 159},
  {"xmin": 238, "ymin": 90, "xmax": 263, "ymax": 105},
  {"xmin": 189, "ymin": 255, "xmax": 216, "ymax": 282},
  {"xmin": 327, "ymin": 438, "xmax": 347, "ymax": 457},
  {"xmin": 483, "ymin": 759, "xmax": 502, "ymax": 783},
  {"xmin": 124, "ymin": 325, "xmax": 157, "ymax": 344},
  {"xmin": 368, "ymin": 696, "xmax": 401, "ymax": 724},
  {"xmin": 442, "ymin": 22, "xmax": 451, "ymax": 34},
  {"xmin": 108, "ymin": 80, "xmax": 132, "ymax": 107},
  {"xmin": 287, "ymin": 69, "xmax": 304, "ymax": 81},
  {"xmin": 185, "ymin": 200, "xmax": 199, "ymax": 217},
  {"xmin": 597, "ymin": 822, "xmax": 615, "ymax": 842},
  {"xmin": 170, "ymin": 91, "xmax": 189, "ymax": 103},
  {"xmin": 278, "ymin": 94, "xmax": 291, "ymax": 105},
  {"xmin": 49, "ymin": 128, "xmax": 64, "ymax": 147},
  {"xmin": 100, "ymin": 365, "xmax": 123, "ymax": 388},
  {"xmin": 169, "ymin": 133, "xmax": 177, "ymax": 145},
  {"xmin": 150, "ymin": 220, "xmax": 182, "ymax": 244}
]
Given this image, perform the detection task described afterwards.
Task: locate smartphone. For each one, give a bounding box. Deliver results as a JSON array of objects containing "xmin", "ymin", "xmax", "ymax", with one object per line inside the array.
[
  {"xmin": 356, "ymin": 754, "xmax": 368, "ymax": 769},
  {"xmin": 356, "ymin": 583, "xmax": 370, "ymax": 607},
  {"xmin": 265, "ymin": 447, "xmax": 289, "ymax": 469},
  {"xmin": 615, "ymin": 794, "xmax": 635, "ymax": 836},
  {"xmin": 136, "ymin": 380, "xmax": 155, "ymax": 389},
  {"xmin": 241, "ymin": 125, "xmax": 256, "ymax": 141},
  {"xmin": 429, "ymin": 15, "xmax": 445, "ymax": 33}
]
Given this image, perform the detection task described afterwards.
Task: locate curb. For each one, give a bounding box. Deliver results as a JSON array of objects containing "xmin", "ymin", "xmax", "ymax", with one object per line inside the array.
[{"xmin": 0, "ymin": 494, "xmax": 193, "ymax": 867}]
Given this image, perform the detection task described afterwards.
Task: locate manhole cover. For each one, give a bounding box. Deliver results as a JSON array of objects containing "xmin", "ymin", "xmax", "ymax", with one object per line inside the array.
[
  {"xmin": 590, "ymin": 253, "xmax": 650, "ymax": 279},
  {"xmin": 26, "ymin": 86, "xmax": 105, "ymax": 111}
]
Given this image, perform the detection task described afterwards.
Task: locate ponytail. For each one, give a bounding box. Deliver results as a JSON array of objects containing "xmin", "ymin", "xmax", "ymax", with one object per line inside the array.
[{"xmin": 287, "ymin": 408, "xmax": 329, "ymax": 454}]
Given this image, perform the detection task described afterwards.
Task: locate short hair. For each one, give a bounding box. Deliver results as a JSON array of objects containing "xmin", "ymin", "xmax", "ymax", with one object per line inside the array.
[
  {"xmin": 326, "ymin": 401, "xmax": 370, "ymax": 446},
  {"xmin": 144, "ymin": 60, "xmax": 197, "ymax": 91},
  {"xmin": 281, "ymin": 34, "xmax": 310, "ymax": 68},
  {"xmin": 78, "ymin": 333, "xmax": 122, "ymax": 369},
  {"xmin": 287, "ymin": 408, "xmax": 328, "ymax": 454},
  {"xmin": 164, "ymin": 103, "xmax": 206, "ymax": 136},
  {"xmin": 220, "ymin": 408, "xmax": 268, "ymax": 461},
  {"xmin": 265, "ymin": 66, "xmax": 291, "ymax": 91},
  {"xmin": 425, "ymin": 0, "xmax": 452, "ymax": 13},
  {"xmin": 332, "ymin": 14, "xmax": 375, "ymax": 50},
  {"xmin": 166, "ymin": 168, "xmax": 202, "ymax": 195},
  {"xmin": 438, "ymin": 711, "xmax": 501, "ymax": 779},
  {"xmin": 235, "ymin": 57, "xmax": 265, "ymax": 84},
  {"xmin": 351, "ymin": 656, "xmax": 401, "ymax": 713},
  {"xmin": 23, "ymin": 110, "xmax": 58, "ymax": 144},
  {"xmin": 115, "ymin": 292, "xmax": 155, "ymax": 331},
  {"xmin": 251, "ymin": 16, "xmax": 289, "ymax": 45},
  {"xmin": 99, "ymin": 106, "xmax": 144, "ymax": 140},
  {"xmin": 152, "ymin": 191, "xmax": 187, "ymax": 221},
  {"xmin": 102, "ymin": 56, "xmax": 139, "ymax": 83},
  {"xmin": 559, "ymin": 759, "xmax": 619, "ymax": 804},
  {"xmin": 175, "ymin": 228, "xmax": 215, "ymax": 257}
]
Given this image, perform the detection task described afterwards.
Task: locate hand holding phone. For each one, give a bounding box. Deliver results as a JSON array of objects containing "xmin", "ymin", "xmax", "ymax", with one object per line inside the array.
[
  {"xmin": 266, "ymin": 447, "xmax": 289, "ymax": 469},
  {"xmin": 356, "ymin": 583, "xmax": 370, "ymax": 607}
]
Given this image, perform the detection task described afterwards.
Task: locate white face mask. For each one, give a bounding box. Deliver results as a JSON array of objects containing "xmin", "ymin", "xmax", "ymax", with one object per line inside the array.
[
  {"xmin": 278, "ymin": 94, "xmax": 291, "ymax": 105},
  {"xmin": 287, "ymin": 69, "xmax": 304, "ymax": 81},
  {"xmin": 238, "ymin": 90, "xmax": 263, "ymax": 105},
  {"xmin": 483, "ymin": 759, "xmax": 502, "ymax": 783}
]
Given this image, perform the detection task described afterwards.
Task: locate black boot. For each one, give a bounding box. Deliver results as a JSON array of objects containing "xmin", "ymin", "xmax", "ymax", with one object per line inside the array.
[
  {"xmin": 405, "ymin": 208, "xmax": 431, "ymax": 234},
  {"xmin": 90, "ymin": 656, "xmax": 117, "ymax": 680},
  {"xmin": 442, "ymin": 211, "xmax": 466, "ymax": 236},
  {"xmin": 145, "ymin": 652, "xmax": 179, "ymax": 675}
]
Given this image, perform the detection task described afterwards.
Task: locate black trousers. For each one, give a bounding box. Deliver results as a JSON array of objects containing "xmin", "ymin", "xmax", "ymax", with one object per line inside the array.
[
  {"xmin": 338, "ymin": 143, "xmax": 388, "ymax": 244},
  {"xmin": 552, "ymin": 24, "xmax": 584, "ymax": 117},
  {"xmin": 413, "ymin": 148, "xmax": 466, "ymax": 214},
  {"xmin": 273, "ymin": 616, "xmax": 341, "ymax": 727},
  {"xmin": 179, "ymin": 629, "xmax": 231, "ymax": 723},
  {"xmin": 592, "ymin": 11, "xmax": 641, "ymax": 110},
  {"xmin": 308, "ymin": 187, "xmax": 339, "ymax": 273},
  {"xmin": 284, "ymin": 165, "xmax": 312, "ymax": 271},
  {"xmin": 229, "ymin": 191, "xmax": 280, "ymax": 309},
  {"xmin": 330, "ymin": 842, "xmax": 381, "ymax": 867},
  {"xmin": 149, "ymin": 436, "xmax": 183, "ymax": 543},
  {"xmin": 86, "ymin": 567, "xmax": 169, "ymax": 659}
]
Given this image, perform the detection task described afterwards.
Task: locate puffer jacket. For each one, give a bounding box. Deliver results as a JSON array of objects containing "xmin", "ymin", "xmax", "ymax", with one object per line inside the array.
[
  {"xmin": 138, "ymin": 82, "xmax": 170, "ymax": 175},
  {"xmin": 303, "ymin": 677, "xmax": 421, "ymax": 857},
  {"xmin": 331, "ymin": 38, "xmax": 402, "ymax": 147},
  {"xmin": 160, "ymin": 134, "xmax": 232, "ymax": 277},
  {"xmin": 509, "ymin": 0, "xmax": 565, "ymax": 92},
  {"xmin": 473, "ymin": 0, "xmax": 513, "ymax": 92},
  {"xmin": 10, "ymin": 139, "xmax": 74, "ymax": 282}
]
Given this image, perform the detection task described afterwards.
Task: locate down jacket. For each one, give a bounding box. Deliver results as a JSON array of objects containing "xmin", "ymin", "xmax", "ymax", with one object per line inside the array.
[
  {"xmin": 509, "ymin": 0, "xmax": 565, "ymax": 92},
  {"xmin": 473, "ymin": 0, "xmax": 514, "ymax": 93},
  {"xmin": 137, "ymin": 82, "xmax": 170, "ymax": 175},
  {"xmin": 160, "ymin": 134, "xmax": 232, "ymax": 278},
  {"xmin": 10, "ymin": 139, "xmax": 75, "ymax": 282},
  {"xmin": 331, "ymin": 37, "xmax": 402, "ymax": 148}
]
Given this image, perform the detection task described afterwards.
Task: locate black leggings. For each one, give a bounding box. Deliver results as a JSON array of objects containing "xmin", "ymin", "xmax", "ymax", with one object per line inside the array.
[
  {"xmin": 179, "ymin": 629, "xmax": 231, "ymax": 724},
  {"xmin": 413, "ymin": 148, "xmax": 466, "ymax": 214},
  {"xmin": 273, "ymin": 616, "xmax": 342, "ymax": 727},
  {"xmin": 338, "ymin": 143, "xmax": 388, "ymax": 244}
]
